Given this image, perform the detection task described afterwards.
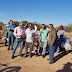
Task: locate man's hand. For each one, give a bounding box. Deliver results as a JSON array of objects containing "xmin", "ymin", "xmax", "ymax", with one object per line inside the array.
[
  {"xmin": 38, "ymin": 35, "xmax": 41, "ymax": 43},
  {"xmin": 50, "ymin": 44, "xmax": 53, "ymax": 46}
]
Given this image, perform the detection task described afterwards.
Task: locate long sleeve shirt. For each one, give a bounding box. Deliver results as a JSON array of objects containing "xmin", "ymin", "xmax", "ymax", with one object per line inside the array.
[{"xmin": 14, "ymin": 26, "xmax": 26, "ymax": 38}]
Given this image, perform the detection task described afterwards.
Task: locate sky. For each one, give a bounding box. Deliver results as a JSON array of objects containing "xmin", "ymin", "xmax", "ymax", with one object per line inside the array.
[{"xmin": 0, "ymin": 0, "xmax": 72, "ymax": 27}]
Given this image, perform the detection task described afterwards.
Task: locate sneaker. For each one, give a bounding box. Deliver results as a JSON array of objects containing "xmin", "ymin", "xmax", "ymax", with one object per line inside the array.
[
  {"xmin": 42, "ymin": 55, "xmax": 45, "ymax": 58},
  {"xmin": 24, "ymin": 55, "xmax": 27, "ymax": 58},
  {"xmin": 8, "ymin": 48, "xmax": 10, "ymax": 50},
  {"xmin": 11, "ymin": 48, "xmax": 13, "ymax": 50},
  {"xmin": 38, "ymin": 53, "xmax": 41, "ymax": 56},
  {"xmin": 31, "ymin": 50, "xmax": 34, "ymax": 53},
  {"xmin": 20, "ymin": 55, "xmax": 23, "ymax": 57},
  {"xmin": 5, "ymin": 44, "xmax": 7, "ymax": 46},
  {"xmin": 11, "ymin": 56, "xmax": 14, "ymax": 59},
  {"xmin": 49, "ymin": 61, "xmax": 54, "ymax": 64}
]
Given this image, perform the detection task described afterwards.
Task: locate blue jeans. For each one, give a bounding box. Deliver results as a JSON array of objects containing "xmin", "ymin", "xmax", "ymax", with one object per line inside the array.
[
  {"xmin": 56, "ymin": 39, "xmax": 62, "ymax": 53},
  {"xmin": 8, "ymin": 34, "xmax": 14, "ymax": 49},
  {"xmin": 49, "ymin": 44, "xmax": 56, "ymax": 62},
  {"xmin": 12, "ymin": 38, "xmax": 24, "ymax": 56}
]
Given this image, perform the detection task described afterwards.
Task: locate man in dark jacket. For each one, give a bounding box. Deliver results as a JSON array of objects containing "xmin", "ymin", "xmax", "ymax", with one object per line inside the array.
[{"xmin": 48, "ymin": 24, "xmax": 57, "ymax": 64}]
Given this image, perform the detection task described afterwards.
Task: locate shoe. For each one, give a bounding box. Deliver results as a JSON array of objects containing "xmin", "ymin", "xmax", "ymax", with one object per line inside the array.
[
  {"xmin": 5, "ymin": 45, "xmax": 7, "ymax": 46},
  {"xmin": 42, "ymin": 55, "xmax": 45, "ymax": 58},
  {"xmin": 38, "ymin": 53, "xmax": 41, "ymax": 56},
  {"xmin": 31, "ymin": 50, "xmax": 34, "ymax": 53},
  {"xmin": 11, "ymin": 56, "xmax": 14, "ymax": 59},
  {"xmin": 49, "ymin": 61, "xmax": 54, "ymax": 64},
  {"xmin": 20, "ymin": 55, "xmax": 23, "ymax": 57},
  {"xmin": 11, "ymin": 48, "xmax": 13, "ymax": 50},
  {"xmin": 35, "ymin": 53, "xmax": 38, "ymax": 57},
  {"xmin": 47, "ymin": 59, "xmax": 50, "ymax": 61},
  {"xmin": 24, "ymin": 55, "xmax": 27, "ymax": 58},
  {"xmin": 8, "ymin": 48, "xmax": 10, "ymax": 50}
]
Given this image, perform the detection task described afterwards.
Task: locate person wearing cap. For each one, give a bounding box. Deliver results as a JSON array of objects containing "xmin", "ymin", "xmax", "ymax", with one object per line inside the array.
[
  {"xmin": 24, "ymin": 24, "xmax": 36, "ymax": 58},
  {"xmin": 12, "ymin": 22, "xmax": 26, "ymax": 59},
  {"xmin": 25, "ymin": 24, "xmax": 29, "ymax": 30},
  {"xmin": 38, "ymin": 24, "xmax": 49, "ymax": 58},
  {"xmin": 7, "ymin": 20, "xmax": 16, "ymax": 50},
  {"xmin": 56, "ymin": 25, "xmax": 66, "ymax": 53}
]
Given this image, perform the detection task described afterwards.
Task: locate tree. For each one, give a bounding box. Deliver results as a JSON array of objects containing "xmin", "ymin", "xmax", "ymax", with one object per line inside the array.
[
  {"xmin": 0, "ymin": 22, "xmax": 4, "ymax": 26},
  {"xmin": 13, "ymin": 21, "xmax": 19, "ymax": 26},
  {"xmin": 21, "ymin": 21, "xmax": 27, "ymax": 25}
]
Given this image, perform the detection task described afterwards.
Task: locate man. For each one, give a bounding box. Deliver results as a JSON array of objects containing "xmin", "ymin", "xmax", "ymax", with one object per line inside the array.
[
  {"xmin": 12, "ymin": 22, "xmax": 25, "ymax": 59},
  {"xmin": 38, "ymin": 24, "xmax": 49, "ymax": 58},
  {"xmin": 7, "ymin": 20, "xmax": 16, "ymax": 50},
  {"xmin": 25, "ymin": 24, "xmax": 29, "ymax": 30},
  {"xmin": 31, "ymin": 26, "xmax": 38, "ymax": 55},
  {"xmin": 48, "ymin": 24, "xmax": 57, "ymax": 64},
  {"xmin": 56, "ymin": 25, "xmax": 66, "ymax": 53},
  {"xmin": 24, "ymin": 24, "xmax": 35, "ymax": 58}
]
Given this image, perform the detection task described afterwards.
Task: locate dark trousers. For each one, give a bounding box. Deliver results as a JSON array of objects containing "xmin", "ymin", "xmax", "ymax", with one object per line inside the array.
[{"xmin": 25, "ymin": 41, "xmax": 32, "ymax": 56}]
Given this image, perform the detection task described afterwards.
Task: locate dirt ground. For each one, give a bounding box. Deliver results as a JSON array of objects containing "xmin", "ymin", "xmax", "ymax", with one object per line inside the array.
[
  {"xmin": 0, "ymin": 40, "xmax": 72, "ymax": 72},
  {"xmin": 0, "ymin": 29, "xmax": 72, "ymax": 72}
]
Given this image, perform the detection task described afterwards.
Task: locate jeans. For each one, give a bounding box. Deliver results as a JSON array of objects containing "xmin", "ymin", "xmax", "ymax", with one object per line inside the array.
[
  {"xmin": 8, "ymin": 34, "xmax": 14, "ymax": 49},
  {"xmin": 56, "ymin": 39, "xmax": 62, "ymax": 53},
  {"xmin": 49, "ymin": 44, "xmax": 56, "ymax": 62},
  {"xmin": 12, "ymin": 38, "xmax": 24, "ymax": 56},
  {"xmin": 39, "ymin": 42, "xmax": 47, "ymax": 55}
]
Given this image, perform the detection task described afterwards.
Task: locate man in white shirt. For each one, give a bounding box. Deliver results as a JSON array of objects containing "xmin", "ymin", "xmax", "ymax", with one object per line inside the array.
[{"xmin": 24, "ymin": 24, "xmax": 35, "ymax": 58}]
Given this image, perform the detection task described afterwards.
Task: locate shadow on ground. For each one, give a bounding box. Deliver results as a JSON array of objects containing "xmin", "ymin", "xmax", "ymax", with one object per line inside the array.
[
  {"xmin": 0, "ymin": 66, "xmax": 21, "ymax": 72},
  {"xmin": 56, "ymin": 62, "xmax": 72, "ymax": 72},
  {"xmin": 54, "ymin": 51, "xmax": 68, "ymax": 63}
]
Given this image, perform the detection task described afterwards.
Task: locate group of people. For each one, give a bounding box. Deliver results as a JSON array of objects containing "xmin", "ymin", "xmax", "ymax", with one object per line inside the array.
[{"xmin": 5, "ymin": 20, "xmax": 72, "ymax": 64}]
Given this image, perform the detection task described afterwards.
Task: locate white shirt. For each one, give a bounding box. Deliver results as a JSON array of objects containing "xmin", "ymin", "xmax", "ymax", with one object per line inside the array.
[
  {"xmin": 57, "ymin": 30, "xmax": 66, "ymax": 39},
  {"xmin": 25, "ymin": 28, "xmax": 35, "ymax": 42}
]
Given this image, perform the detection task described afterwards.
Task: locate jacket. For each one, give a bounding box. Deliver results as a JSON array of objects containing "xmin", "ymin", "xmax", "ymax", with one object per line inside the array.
[{"xmin": 48, "ymin": 28, "xmax": 57, "ymax": 46}]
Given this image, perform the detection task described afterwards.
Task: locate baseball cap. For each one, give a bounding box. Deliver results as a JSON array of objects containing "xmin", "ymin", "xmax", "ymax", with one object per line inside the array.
[
  {"xmin": 29, "ymin": 24, "xmax": 33, "ymax": 28},
  {"xmin": 60, "ymin": 25, "xmax": 63, "ymax": 28},
  {"xmin": 19, "ymin": 22, "xmax": 24, "ymax": 25},
  {"xmin": 42, "ymin": 24, "xmax": 45, "ymax": 28}
]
